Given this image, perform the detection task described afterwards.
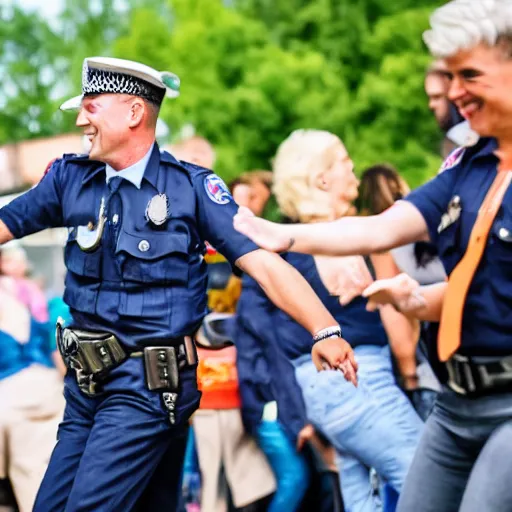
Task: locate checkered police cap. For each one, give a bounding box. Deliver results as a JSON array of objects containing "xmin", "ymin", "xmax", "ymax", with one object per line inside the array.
[{"xmin": 60, "ymin": 57, "xmax": 180, "ymax": 112}]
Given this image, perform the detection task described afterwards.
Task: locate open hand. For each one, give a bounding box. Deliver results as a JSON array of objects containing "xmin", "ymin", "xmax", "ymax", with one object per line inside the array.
[
  {"xmin": 234, "ymin": 206, "xmax": 291, "ymax": 252},
  {"xmin": 314, "ymin": 255, "xmax": 373, "ymax": 306},
  {"xmin": 363, "ymin": 273, "xmax": 425, "ymax": 313}
]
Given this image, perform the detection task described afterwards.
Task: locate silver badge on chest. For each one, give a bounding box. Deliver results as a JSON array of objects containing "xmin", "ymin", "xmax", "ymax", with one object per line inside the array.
[
  {"xmin": 145, "ymin": 194, "xmax": 170, "ymax": 226},
  {"xmin": 438, "ymin": 195, "xmax": 462, "ymax": 234}
]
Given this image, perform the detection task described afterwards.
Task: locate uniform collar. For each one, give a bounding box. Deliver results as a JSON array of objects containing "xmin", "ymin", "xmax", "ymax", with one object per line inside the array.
[
  {"xmin": 471, "ymin": 137, "xmax": 498, "ymax": 161},
  {"xmin": 105, "ymin": 143, "xmax": 154, "ymax": 189},
  {"xmin": 81, "ymin": 142, "xmax": 182, "ymax": 187}
]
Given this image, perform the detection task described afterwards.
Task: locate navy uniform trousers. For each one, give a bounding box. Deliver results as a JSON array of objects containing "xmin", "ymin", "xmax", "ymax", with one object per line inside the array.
[{"xmin": 33, "ymin": 357, "xmax": 201, "ymax": 512}]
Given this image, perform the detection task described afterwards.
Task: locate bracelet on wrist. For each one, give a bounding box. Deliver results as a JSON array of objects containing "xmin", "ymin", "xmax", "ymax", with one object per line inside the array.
[{"xmin": 312, "ymin": 326, "xmax": 343, "ymax": 345}]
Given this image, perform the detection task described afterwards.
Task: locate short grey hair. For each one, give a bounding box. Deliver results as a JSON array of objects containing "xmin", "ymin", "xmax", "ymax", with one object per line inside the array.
[{"xmin": 423, "ymin": 0, "xmax": 512, "ymax": 58}]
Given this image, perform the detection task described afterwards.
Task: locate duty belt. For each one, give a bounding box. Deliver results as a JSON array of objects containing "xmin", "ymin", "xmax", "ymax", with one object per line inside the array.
[
  {"xmin": 445, "ymin": 353, "xmax": 512, "ymax": 396},
  {"xmin": 56, "ymin": 323, "xmax": 197, "ymax": 401}
]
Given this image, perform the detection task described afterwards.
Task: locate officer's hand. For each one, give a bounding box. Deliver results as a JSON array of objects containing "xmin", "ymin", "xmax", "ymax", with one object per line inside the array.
[
  {"xmin": 234, "ymin": 206, "xmax": 291, "ymax": 253},
  {"xmin": 296, "ymin": 424, "xmax": 315, "ymax": 451},
  {"xmin": 363, "ymin": 273, "xmax": 425, "ymax": 313},
  {"xmin": 314, "ymin": 255, "xmax": 373, "ymax": 306},
  {"xmin": 312, "ymin": 337, "xmax": 358, "ymax": 386}
]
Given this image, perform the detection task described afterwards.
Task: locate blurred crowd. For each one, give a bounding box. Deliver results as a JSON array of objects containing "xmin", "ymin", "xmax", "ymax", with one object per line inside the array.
[{"xmin": 0, "ymin": 56, "xmax": 470, "ymax": 512}]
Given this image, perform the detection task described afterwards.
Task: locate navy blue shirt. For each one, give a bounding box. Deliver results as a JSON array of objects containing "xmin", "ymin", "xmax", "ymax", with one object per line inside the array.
[
  {"xmin": 0, "ymin": 145, "xmax": 258, "ymax": 349},
  {"xmin": 268, "ymin": 253, "xmax": 388, "ymax": 361},
  {"xmin": 406, "ymin": 137, "xmax": 512, "ymax": 356},
  {"xmin": 235, "ymin": 273, "xmax": 308, "ymax": 440}
]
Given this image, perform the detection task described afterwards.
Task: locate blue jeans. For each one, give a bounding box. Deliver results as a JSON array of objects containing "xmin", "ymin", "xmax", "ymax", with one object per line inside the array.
[
  {"xmin": 397, "ymin": 388, "xmax": 512, "ymax": 512},
  {"xmin": 294, "ymin": 346, "xmax": 423, "ymax": 512},
  {"xmin": 256, "ymin": 420, "xmax": 309, "ymax": 512}
]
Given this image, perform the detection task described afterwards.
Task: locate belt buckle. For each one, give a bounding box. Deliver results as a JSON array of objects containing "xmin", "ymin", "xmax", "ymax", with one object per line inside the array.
[{"xmin": 446, "ymin": 354, "xmax": 477, "ymax": 395}]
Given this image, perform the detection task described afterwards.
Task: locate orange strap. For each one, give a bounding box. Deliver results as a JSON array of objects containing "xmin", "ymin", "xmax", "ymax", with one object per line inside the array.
[{"xmin": 438, "ymin": 170, "xmax": 512, "ymax": 361}]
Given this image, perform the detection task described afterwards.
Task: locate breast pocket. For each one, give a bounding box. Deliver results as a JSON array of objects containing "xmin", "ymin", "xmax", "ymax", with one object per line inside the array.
[
  {"xmin": 490, "ymin": 218, "xmax": 512, "ymax": 267},
  {"xmin": 64, "ymin": 228, "xmax": 102, "ymax": 278},
  {"xmin": 63, "ymin": 229, "xmax": 102, "ymax": 314},
  {"xmin": 117, "ymin": 229, "xmax": 190, "ymax": 285}
]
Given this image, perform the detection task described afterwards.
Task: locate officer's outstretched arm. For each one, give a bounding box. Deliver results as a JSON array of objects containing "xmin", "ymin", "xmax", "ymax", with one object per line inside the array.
[
  {"xmin": 234, "ymin": 201, "xmax": 428, "ymax": 256},
  {"xmin": 236, "ymin": 249, "xmax": 358, "ymax": 382},
  {"xmin": 0, "ymin": 221, "xmax": 14, "ymax": 246}
]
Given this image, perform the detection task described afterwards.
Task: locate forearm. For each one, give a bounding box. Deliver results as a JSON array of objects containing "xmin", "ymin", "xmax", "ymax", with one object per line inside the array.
[
  {"xmin": 379, "ymin": 305, "xmax": 419, "ymax": 383},
  {"xmin": 238, "ymin": 251, "xmax": 338, "ymax": 335},
  {"xmin": 285, "ymin": 202, "xmax": 428, "ymax": 256},
  {"xmin": 412, "ymin": 282, "xmax": 447, "ymax": 322},
  {"xmin": 0, "ymin": 220, "xmax": 14, "ymax": 245}
]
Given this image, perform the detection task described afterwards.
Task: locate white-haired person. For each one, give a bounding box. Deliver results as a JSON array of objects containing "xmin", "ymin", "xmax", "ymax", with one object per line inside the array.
[
  {"xmin": 246, "ymin": 129, "xmax": 423, "ymax": 512},
  {"xmin": 234, "ymin": 1, "xmax": 512, "ymax": 509}
]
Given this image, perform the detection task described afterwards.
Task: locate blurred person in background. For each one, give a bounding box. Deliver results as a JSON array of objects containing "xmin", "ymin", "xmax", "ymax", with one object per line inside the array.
[
  {"xmin": 193, "ymin": 251, "xmax": 276, "ymax": 512},
  {"xmin": 231, "ymin": 171, "xmax": 273, "ymax": 218},
  {"xmin": 167, "ymin": 134, "xmax": 216, "ymax": 170},
  {"xmin": 425, "ymin": 61, "xmax": 478, "ymax": 157},
  {"xmin": 242, "ymin": 130, "xmax": 423, "ymax": 512},
  {"xmin": 358, "ymin": 164, "xmax": 443, "ymax": 420},
  {"xmin": 231, "ymin": 173, "xmax": 316, "ymax": 512},
  {"xmin": 0, "ymin": 244, "xmax": 65, "ymax": 512}
]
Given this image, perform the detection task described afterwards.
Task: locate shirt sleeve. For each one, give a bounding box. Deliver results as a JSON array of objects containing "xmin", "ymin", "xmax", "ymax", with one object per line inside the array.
[
  {"xmin": 193, "ymin": 171, "xmax": 259, "ymax": 265},
  {"xmin": 0, "ymin": 159, "xmax": 65, "ymax": 239},
  {"xmin": 404, "ymin": 163, "xmax": 460, "ymax": 245}
]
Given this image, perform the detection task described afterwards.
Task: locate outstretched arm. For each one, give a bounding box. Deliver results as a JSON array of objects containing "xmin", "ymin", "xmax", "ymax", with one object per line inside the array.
[{"xmin": 234, "ymin": 201, "xmax": 429, "ymax": 256}]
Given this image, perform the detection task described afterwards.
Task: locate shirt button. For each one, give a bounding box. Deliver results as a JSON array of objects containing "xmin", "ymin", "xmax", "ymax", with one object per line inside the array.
[
  {"xmin": 499, "ymin": 227, "xmax": 510, "ymax": 239},
  {"xmin": 112, "ymin": 214, "xmax": 119, "ymax": 225},
  {"xmin": 138, "ymin": 240, "xmax": 150, "ymax": 252}
]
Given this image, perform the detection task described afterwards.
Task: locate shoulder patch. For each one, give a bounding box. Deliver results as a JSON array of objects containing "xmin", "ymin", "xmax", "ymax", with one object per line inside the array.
[
  {"xmin": 204, "ymin": 174, "xmax": 232, "ymax": 205},
  {"xmin": 438, "ymin": 147, "xmax": 466, "ymax": 174}
]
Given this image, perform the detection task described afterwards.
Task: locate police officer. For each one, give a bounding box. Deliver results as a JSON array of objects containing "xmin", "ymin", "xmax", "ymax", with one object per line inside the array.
[
  {"xmin": 0, "ymin": 57, "xmax": 357, "ymax": 511},
  {"xmin": 234, "ymin": 1, "xmax": 512, "ymax": 510}
]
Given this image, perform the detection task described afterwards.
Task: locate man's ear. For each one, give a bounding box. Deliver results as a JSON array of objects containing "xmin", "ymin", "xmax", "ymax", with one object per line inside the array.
[{"xmin": 128, "ymin": 98, "xmax": 145, "ymax": 128}]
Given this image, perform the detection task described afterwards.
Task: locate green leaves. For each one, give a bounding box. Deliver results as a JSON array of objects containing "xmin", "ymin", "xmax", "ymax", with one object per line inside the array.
[{"xmin": 2, "ymin": 0, "xmax": 447, "ymax": 189}]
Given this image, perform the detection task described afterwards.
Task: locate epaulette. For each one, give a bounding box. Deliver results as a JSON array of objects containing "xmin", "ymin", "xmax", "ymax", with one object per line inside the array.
[{"xmin": 62, "ymin": 153, "xmax": 94, "ymax": 164}]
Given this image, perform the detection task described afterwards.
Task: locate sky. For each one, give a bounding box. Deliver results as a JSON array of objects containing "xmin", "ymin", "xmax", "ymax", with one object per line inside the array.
[{"xmin": 9, "ymin": 0, "xmax": 64, "ymax": 20}]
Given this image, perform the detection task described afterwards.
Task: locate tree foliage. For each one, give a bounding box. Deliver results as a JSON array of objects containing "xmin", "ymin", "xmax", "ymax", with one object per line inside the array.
[{"xmin": 2, "ymin": 0, "xmax": 446, "ymax": 186}]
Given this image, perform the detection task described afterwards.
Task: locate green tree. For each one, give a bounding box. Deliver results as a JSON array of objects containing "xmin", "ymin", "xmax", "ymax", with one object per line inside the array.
[
  {"xmin": 115, "ymin": 0, "xmax": 351, "ymax": 183},
  {"xmin": 0, "ymin": 6, "xmax": 71, "ymax": 144}
]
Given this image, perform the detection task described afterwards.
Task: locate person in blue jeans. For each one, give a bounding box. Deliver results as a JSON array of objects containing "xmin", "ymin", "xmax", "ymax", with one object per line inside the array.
[{"xmin": 243, "ymin": 129, "xmax": 424, "ymax": 512}]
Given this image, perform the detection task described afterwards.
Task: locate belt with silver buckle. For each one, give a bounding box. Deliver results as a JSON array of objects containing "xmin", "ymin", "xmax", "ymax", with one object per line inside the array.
[{"xmin": 445, "ymin": 353, "xmax": 512, "ymax": 396}]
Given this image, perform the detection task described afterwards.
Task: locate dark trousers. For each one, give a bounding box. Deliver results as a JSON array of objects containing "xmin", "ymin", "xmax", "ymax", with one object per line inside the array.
[
  {"xmin": 397, "ymin": 388, "xmax": 512, "ymax": 512},
  {"xmin": 34, "ymin": 358, "xmax": 200, "ymax": 512}
]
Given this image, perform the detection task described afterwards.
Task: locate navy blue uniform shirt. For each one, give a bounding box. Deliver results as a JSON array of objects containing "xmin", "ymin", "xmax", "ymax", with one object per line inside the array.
[
  {"xmin": 269, "ymin": 252, "xmax": 388, "ymax": 361},
  {"xmin": 0, "ymin": 145, "xmax": 258, "ymax": 349},
  {"xmin": 406, "ymin": 137, "xmax": 512, "ymax": 356}
]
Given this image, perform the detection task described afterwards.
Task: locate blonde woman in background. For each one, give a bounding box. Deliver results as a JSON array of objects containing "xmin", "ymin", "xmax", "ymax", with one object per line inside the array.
[{"xmin": 261, "ymin": 130, "xmax": 423, "ymax": 512}]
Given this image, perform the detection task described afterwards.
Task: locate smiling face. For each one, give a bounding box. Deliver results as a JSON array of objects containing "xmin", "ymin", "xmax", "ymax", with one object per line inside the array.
[
  {"xmin": 75, "ymin": 94, "xmax": 144, "ymax": 166},
  {"xmin": 445, "ymin": 42, "xmax": 512, "ymax": 139}
]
